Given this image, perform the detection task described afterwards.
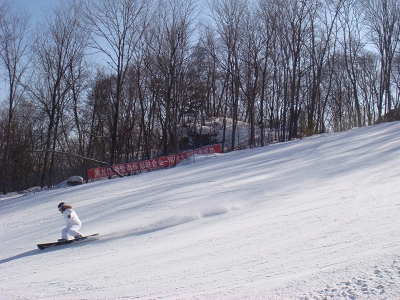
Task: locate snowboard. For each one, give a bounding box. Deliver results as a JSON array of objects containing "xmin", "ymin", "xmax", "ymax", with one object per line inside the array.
[{"xmin": 37, "ymin": 233, "xmax": 99, "ymax": 250}]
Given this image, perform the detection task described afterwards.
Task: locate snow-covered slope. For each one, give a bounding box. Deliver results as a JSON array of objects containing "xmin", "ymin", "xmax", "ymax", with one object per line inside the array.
[{"xmin": 1, "ymin": 122, "xmax": 400, "ymax": 299}]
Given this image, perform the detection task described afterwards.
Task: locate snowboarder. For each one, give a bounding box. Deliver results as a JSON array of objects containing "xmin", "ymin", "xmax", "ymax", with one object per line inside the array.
[{"xmin": 58, "ymin": 202, "xmax": 83, "ymax": 242}]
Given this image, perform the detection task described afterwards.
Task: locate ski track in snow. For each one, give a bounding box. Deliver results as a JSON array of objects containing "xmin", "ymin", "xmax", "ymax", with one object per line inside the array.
[
  {"xmin": 99, "ymin": 203, "xmax": 241, "ymax": 242},
  {"xmin": 1, "ymin": 122, "xmax": 400, "ymax": 299}
]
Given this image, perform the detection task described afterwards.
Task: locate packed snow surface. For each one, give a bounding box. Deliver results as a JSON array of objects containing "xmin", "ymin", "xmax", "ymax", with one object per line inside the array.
[{"xmin": 1, "ymin": 122, "xmax": 400, "ymax": 299}]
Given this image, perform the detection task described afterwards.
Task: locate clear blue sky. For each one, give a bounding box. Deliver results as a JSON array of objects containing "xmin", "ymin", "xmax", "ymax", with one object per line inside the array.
[
  {"xmin": 12, "ymin": 0, "xmax": 61, "ymax": 24},
  {"xmin": 1, "ymin": 1, "xmax": 62, "ymax": 100}
]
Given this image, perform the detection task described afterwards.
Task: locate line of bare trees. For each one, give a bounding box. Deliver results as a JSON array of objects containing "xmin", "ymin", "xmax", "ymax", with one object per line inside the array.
[{"xmin": 0, "ymin": 0, "xmax": 399, "ymax": 193}]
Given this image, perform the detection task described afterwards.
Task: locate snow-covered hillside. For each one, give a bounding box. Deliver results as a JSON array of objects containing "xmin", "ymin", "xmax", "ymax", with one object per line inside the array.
[{"xmin": 1, "ymin": 122, "xmax": 400, "ymax": 299}]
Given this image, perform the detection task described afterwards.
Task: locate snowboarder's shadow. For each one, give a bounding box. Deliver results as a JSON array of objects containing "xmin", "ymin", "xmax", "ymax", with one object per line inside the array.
[
  {"xmin": 0, "ymin": 249, "xmax": 42, "ymax": 265},
  {"xmin": 0, "ymin": 241, "xmax": 94, "ymax": 265}
]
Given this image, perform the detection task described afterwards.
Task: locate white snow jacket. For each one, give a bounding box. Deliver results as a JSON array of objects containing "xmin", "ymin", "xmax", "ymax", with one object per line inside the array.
[{"xmin": 63, "ymin": 208, "xmax": 82, "ymax": 227}]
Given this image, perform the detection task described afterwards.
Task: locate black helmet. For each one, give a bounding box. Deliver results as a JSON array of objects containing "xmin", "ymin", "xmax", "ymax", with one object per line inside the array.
[{"xmin": 58, "ymin": 202, "xmax": 66, "ymax": 212}]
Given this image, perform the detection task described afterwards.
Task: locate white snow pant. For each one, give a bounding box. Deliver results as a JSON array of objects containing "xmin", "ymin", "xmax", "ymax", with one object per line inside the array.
[{"xmin": 61, "ymin": 224, "xmax": 82, "ymax": 239}]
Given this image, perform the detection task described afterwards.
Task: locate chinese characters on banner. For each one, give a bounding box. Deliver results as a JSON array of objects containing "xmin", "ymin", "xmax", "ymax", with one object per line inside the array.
[{"xmin": 87, "ymin": 144, "xmax": 221, "ymax": 181}]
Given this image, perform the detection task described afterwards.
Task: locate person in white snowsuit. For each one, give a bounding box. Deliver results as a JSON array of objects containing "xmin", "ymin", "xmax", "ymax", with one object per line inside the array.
[{"xmin": 58, "ymin": 202, "xmax": 83, "ymax": 241}]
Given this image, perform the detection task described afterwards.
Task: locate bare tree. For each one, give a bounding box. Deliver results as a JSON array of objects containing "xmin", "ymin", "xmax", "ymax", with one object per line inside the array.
[
  {"xmin": 305, "ymin": 0, "xmax": 343, "ymax": 134},
  {"xmin": 85, "ymin": 70, "xmax": 115, "ymax": 163},
  {"xmin": 362, "ymin": 0, "xmax": 400, "ymax": 121},
  {"xmin": 0, "ymin": 1, "xmax": 30, "ymax": 193},
  {"xmin": 339, "ymin": 0, "xmax": 366, "ymax": 128},
  {"xmin": 239, "ymin": 5, "xmax": 261, "ymax": 148},
  {"xmin": 84, "ymin": 0, "xmax": 151, "ymax": 165},
  {"xmin": 210, "ymin": 0, "xmax": 247, "ymax": 151},
  {"xmin": 29, "ymin": 0, "xmax": 88, "ymax": 187},
  {"xmin": 257, "ymin": 0, "xmax": 277, "ymax": 146},
  {"xmin": 197, "ymin": 26, "xmax": 225, "ymax": 124},
  {"xmin": 276, "ymin": 0, "xmax": 313, "ymax": 140},
  {"xmin": 145, "ymin": 0, "xmax": 197, "ymax": 155}
]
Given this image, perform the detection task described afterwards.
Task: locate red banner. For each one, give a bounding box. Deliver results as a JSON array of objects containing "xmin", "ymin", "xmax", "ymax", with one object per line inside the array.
[{"xmin": 88, "ymin": 144, "xmax": 221, "ymax": 180}]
